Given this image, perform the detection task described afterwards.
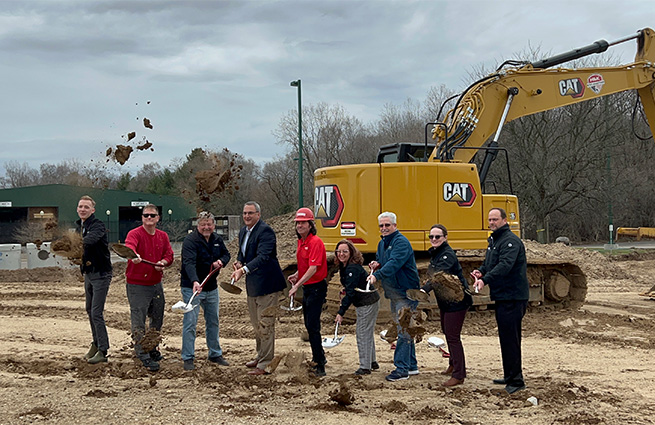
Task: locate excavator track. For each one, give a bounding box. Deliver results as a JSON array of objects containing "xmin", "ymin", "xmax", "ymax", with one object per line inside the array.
[{"xmin": 322, "ymin": 252, "xmax": 587, "ymax": 324}]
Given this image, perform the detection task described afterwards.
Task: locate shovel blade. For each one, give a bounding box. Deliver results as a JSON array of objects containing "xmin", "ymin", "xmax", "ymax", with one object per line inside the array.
[
  {"xmin": 219, "ymin": 281, "xmax": 242, "ymax": 294},
  {"xmin": 171, "ymin": 300, "xmax": 196, "ymax": 314},
  {"xmin": 322, "ymin": 336, "xmax": 345, "ymax": 348}
]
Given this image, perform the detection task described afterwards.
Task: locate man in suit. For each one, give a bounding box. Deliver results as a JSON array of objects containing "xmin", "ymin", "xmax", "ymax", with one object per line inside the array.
[{"xmin": 231, "ymin": 201, "xmax": 287, "ymax": 375}]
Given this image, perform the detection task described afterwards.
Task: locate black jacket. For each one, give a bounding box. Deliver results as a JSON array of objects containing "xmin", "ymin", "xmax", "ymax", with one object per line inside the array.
[
  {"xmin": 237, "ymin": 220, "xmax": 286, "ymax": 297},
  {"xmin": 337, "ymin": 263, "xmax": 380, "ymax": 316},
  {"xmin": 479, "ymin": 224, "xmax": 529, "ymax": 301},
  {"xmin": 77, "ymin": 213, "xmax": 112, "ymax": 275},
  {"xmin": 421, "ymin": 242, "xmax": 472, "ymax": 312},
  {"xmin": 181, "ymin": 230, "xmax": 231, "ymax": 292}
]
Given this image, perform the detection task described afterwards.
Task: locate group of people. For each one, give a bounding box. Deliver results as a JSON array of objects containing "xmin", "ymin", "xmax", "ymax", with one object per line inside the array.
[{"xmin": 77, "ymin": 194, "xmax": 529, "ymax": 394}]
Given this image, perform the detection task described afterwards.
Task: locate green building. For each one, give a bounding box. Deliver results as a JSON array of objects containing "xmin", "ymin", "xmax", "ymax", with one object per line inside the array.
[{"xmin": 0, "ymin": 184, "xmax": 196, "ymax": 243}]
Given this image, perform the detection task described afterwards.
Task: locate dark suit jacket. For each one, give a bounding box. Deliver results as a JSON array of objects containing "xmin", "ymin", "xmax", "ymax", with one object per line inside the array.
[{"xmin": 237, "ymin": 220, "xmax": 286, "ymax": 297}]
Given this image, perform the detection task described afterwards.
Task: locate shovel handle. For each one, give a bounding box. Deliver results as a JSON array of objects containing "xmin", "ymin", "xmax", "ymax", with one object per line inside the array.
[{"xmin": 334, "ymin": 322, "xmax": 339, "ymax": 339}]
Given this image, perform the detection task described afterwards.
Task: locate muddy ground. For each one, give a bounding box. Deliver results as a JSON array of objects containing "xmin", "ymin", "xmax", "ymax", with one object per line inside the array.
[{"xmin": 0, "ymin": 241, "xmax": 654, "ymax": 424}]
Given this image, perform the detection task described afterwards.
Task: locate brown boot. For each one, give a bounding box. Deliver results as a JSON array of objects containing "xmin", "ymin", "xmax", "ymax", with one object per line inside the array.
[
  {"xmin": 442, "ymin": 377, "xmax": 464, "ymax": 387},
  {"xmin": 440, "ymin": 365, "xmax": 453, "ymax": 376}
]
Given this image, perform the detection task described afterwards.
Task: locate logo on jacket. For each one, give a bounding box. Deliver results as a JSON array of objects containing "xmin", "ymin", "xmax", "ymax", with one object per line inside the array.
[
  {"xmin": 559, "ymin": 78, "xmax": 584, "ymax": 98},
  {"xmin": 315, "ymin": 185, "xmax": 344, "ymax": 228},
  {"xmin": 443, "ymin": 183, "xmax": 476, "ymax": 207}
]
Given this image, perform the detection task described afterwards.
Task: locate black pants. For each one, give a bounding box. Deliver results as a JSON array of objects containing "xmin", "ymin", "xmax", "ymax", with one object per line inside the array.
[
  {"xmin": 302, "ymin": 280, "xmax": 327, "ymax": 366},
  {"xmin": 495, "ymin": 300, "xmax": 528, "ymax": 387},
  {"xmin": 441, "ymin": 308, "xmax": 468, "ymax": 380}
]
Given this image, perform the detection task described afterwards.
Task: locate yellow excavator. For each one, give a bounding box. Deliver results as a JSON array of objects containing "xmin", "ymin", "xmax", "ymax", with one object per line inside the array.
[{"xmin": 314, "ymin": 27, "xmax": 655, "ymax": 320}]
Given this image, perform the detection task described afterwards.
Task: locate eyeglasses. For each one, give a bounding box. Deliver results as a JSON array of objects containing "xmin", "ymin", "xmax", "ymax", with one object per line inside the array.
[
  {"xmin": 428, "ymin": 234, "xmax": 443, "ymax": 240},
  {"xmin": 336, "ymin": 250, "xmax": 350, "ymax": 254},
  {"xmin": 378, "ymin": 223, "xmax": 393, "ymax": 228},
  {"xmin": 142, "ymin": 213, "xmax": 158, "ymax": 218},
  {"xmin": 242, "ymin": 211, "xmax": 258, "ymax": 216}
]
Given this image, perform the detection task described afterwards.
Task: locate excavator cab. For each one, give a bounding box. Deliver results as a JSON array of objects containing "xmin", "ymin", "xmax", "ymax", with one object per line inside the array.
[{"xmin": 376, "ymin": 143, "xmax": 430, "ymax": 163}]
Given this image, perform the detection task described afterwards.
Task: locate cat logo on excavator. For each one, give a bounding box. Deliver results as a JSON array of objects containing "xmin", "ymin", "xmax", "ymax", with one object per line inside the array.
[
  {"xmin": 314, "ymin": 184, "xmax": 344, "ymax": 228},
  {"xmin": 443, "ymin": 182, "xmax": 476, "ymax": 207}
]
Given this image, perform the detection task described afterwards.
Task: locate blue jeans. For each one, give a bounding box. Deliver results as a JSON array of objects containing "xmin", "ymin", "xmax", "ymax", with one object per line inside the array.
[
  {"xmin": 181, "ymin": 287, "xmax": 222, "ymax": 361},
  {"xmin": 390, "ymin": 298, "xmax": 418, "ymax": 375}
]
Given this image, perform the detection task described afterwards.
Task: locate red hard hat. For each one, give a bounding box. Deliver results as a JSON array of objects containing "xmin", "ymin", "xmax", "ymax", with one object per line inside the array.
[{"xmin": 294, "ymin": 207, "xmax": 315, "ymax": 221}]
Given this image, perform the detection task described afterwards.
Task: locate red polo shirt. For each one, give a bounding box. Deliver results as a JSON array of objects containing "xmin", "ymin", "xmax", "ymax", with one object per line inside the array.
[{"xmin": 296, "ymin": 233, "xmax": 327, "ymax": 284}]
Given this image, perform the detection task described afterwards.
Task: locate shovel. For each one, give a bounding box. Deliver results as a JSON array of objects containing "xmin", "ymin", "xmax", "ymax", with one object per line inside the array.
[
  {"xmin": 280, "ymin": 295, "xmax": 302, "ymax": 312},
  {"xmin": 219, "ymin": 278, "xmax": 242, "ymax": 294},
  {"xmin": 355, "ymin": 268, "xmax": 377, "ymax": 293},
  {"xmin": 110, "ymin": 243, "xmax": 162, "ymax": 267},
  {"xmin": 322, "ymin": 322, "xmax": 346, "ymax": 348},
  {"xmin": 427, "ymin": 336, "xmax": 450, "ymax": 358},
  {"xmin": 406, "ymin": 289, "xmax": 430, "ymax": 302},
  {"xmin": 171, "ymin": 266, "xmax": 221, "ymax": 314}
]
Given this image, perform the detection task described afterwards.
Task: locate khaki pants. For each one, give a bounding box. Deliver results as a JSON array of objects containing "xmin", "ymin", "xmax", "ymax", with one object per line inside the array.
[{"xmin": 247, "ymin": 291, "xmax": 281, "ymax": 369}]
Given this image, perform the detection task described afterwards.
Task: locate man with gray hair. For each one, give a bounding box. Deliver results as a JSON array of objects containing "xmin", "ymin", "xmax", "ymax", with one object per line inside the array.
[
  {"xmin": 180, "ymin": 211, "xmax": 231, "ymax": 371},
  {"xmin": 367, "ymin": 211, "xmax": 420, "ymax": 381},
  {"xmin": 231, "ymin": 201, "xmax": 286, "ymax": 375}
]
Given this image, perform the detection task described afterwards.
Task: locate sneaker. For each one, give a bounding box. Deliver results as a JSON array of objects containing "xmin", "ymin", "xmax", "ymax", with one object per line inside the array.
[
  {"xmin": 385, "ymin": 370, "xmax": 409, "ymax": 382},
  {"xmin": 84, "ymin": 343, "xmax": 98, "ymax": 360},
  {"xmin": 408, "ymin": 368, "xmax": 419, "ymax": 376},
  {"xmin": 149, "ymin": 349, "xmax": 163, "ymax": 362},
  {"xmin": 312, "ymin": 364, "xmax": 326, "ymax": 377},
  {"xmin": 183, "ymin": 359, "xmax": 195, "ymax": 371},
  {"xmin": 354, "ymin": 368, "xmax": 371, "ymax": 376},
  {"xmin": 141, "ymin": 357, "xmax": 160, "ymax": 372},
  {"xmin": 371, "ymin": 361, "xmax": 380, "ymax": 370},
  {"xmin": 208, "ymin": 355, "xmax": 229, "ymax": 366},
  {"xmin": 87, "ymin": 350, "xmax": 107, "ymax": 364}
]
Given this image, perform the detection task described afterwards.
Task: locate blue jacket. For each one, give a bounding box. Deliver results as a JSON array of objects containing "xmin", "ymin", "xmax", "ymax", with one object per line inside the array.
[
  {"xmin": 479, "ymin": 224, "xmax": 529, "ymax": 301},
  {"xmin": 373, "ymin": 230, "xmax": 420, "ymax": 300},
  {"xmin": 181, "ymin": 229, "xmax": 231, "ymax": 292}
]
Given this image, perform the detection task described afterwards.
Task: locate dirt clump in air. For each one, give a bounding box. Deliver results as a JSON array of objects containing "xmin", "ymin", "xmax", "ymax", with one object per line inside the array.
[
  {"xmin": 111, "ymin": 144, "xmax": 134, "ymax": 165},
  {"xmin": 143, "ymin": 118, "xmax": 153, "ymax": 129},
  {"xmin": 194, "ymin": 149, "xmax": 244, "ymax": 203},
  {"xmin": 51, "ymin": 232, "xmax": 83, "ymax": 265}
]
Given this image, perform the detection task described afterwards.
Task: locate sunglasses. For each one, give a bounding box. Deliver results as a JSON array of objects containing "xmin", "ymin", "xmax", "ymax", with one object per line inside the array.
[
  {"xmin": 335, "ymin": 250, "xmax": 350, "ymax": 254},
  {"xmin": 378, "ymin": 223, "xmax": 393, "ymax": 228},
  {"xmin": 428, "ymin": 234, "xmax": 443, "ymax": 240},
  {"xmin": 142, "ymin": 213, "xmax": 159, "ymax": 218}
]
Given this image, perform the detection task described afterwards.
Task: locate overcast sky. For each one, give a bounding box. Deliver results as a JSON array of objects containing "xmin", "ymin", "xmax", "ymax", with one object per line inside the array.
[{"xmin": 2, "ymin": 0, "xmax": 654, "ymax": 177}]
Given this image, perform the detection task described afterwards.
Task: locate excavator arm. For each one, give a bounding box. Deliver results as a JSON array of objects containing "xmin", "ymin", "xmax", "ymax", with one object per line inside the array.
[{"xmin": 432, "ymin": 27, "xmax": 655, "ymax": 165}]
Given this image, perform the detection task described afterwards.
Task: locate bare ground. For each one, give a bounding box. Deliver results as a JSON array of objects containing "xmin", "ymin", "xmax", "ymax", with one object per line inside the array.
[{"xmin": 1, "ymin": 248, "xmax": 654, "ymax": 425}]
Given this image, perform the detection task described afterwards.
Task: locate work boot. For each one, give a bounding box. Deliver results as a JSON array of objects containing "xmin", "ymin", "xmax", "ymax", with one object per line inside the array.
[
  {"xmin": 371, "ymin": 361, "xmax": 380, "ymax": 370},
  {"xmin": 149, "ymin": 349, "xmax": 163, "ymax": 362},
  {"xmin": 183, "ymin": 359, "xmax": 194, "ymax": 371},
  {"xmin": 141, "ymin": 358, "xmax": 160, "ymax": 372},
  {"xmin": 208, "ymin": 355, "xmax": 229, "ymax": 366},
  {"xmin": 87, "ymin": 350, "xmax": 108, "ymax": 364},
  {"xmin": 312, "ymin": 364, "xmax": 326, "ymax": 377},
  {"xmin": 84, "ymin": 343, "xmax": 98, "ymax": 360}
]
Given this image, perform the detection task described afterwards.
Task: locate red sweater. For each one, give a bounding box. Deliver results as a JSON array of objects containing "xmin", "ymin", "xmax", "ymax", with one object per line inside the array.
[{"xmin": 125, "ymin": 226, "xmax": 174, "ymax": 286}]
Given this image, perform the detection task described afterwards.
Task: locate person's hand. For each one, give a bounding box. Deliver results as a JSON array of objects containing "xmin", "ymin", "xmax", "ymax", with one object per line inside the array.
[
  {"xmin": 473, "ymin": 279, "xmax": 485, "ymax": 293},
  {"xmin": 233, "ymin": 261, "xmax": 242, "ymax": 271},
  {"xmin": 154, "ymin": 261, "xmax": 165, "ymax": 272},
  {"xmin": 289, "ymin": 283, "xmax": 299, "ymax": 298},
  {"xmin": 369, "ymin": 261, "xmax": 379, "ymax": 272},
  {"xmin": 193, "ymin": 281, "xmax": 202, "ymax": 293},
  {"xmin": 288, "ymin": 273, "xmax": 298, "ymax": 285},
  {"xmin": 367, "ymin": 273, "xmax": 377, "ymax": 286},
  {"xmin": 131, "ymin": 255, "xmax": 142, "ymax": 265},
  {"xmin": 335, "ymin": 314, "xmax": 343, "ymax": 324},
  {"xmin": 471, "ymin": 270, "xmax": 482, "ymax": 279},
  {"xmin": 231, "ymin": 267, "xmax": 245, "ymax": 282},
  {"xmin": 212, "ymin": 260, "xmax": 223, "ymax": 270}
]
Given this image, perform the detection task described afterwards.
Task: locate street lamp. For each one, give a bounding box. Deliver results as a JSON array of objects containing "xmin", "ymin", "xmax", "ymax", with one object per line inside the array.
[
  {"xmin": 290, "ymin": 79, "xmax": 303, "ymax": 208},
  {"xmin": 105, "ymin": 210, "xmax": 111, "ymax": 237},
  {"xmin": 167, "ymin": 209, "xmax": 173, "ymax": 222}
]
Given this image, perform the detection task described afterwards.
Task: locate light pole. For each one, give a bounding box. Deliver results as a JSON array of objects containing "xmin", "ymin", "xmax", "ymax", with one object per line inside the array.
[
  {"xmin": 105, "ymin": 210, "xmax": 111, "ymax": 239},
  {"xmin": 290, "ymin": 79, "xmax": 303, "ymax": 208},
  {"xmin": 168, "ymin": 209, "xmax": 173, "ymax": 222}
]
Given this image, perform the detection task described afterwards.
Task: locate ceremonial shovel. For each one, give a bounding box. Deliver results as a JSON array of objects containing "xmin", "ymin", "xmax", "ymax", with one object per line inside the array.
[
  {"xmin": 171, "ymin": 266, "xmax": 221, "ymax": 314},
  {"xmin": 322, "ymin": 322, "xmax": 346, "ymax": 348}
]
